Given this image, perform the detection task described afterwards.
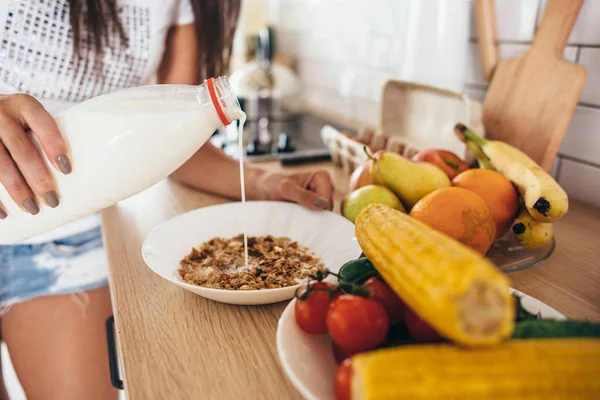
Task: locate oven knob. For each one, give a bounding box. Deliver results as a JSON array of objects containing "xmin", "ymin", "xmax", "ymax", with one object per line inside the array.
[{"xmin": 247, "ymin": 139, "xmax": 268, "ymax": 156}]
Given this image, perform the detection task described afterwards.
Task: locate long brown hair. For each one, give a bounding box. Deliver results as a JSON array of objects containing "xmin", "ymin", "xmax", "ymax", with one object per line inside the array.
[{"xmin": 67, "ymin": 0, "xmax": 241, "ymax": 81}]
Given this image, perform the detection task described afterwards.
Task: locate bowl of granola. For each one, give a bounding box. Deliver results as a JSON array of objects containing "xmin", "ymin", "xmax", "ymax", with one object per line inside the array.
[{"xmin": 141, "ymin": 201, "xmax": 361, "ymax": 305}]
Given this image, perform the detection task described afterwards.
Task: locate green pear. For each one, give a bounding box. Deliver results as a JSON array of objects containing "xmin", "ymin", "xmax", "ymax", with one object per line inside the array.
[
  {"xmin": 368, "ymin": 150, "xmax": 451, "ymax": 210},
  {"xmin": 341, "ymin": 185, "xmax": 405, "ymax": 223}
]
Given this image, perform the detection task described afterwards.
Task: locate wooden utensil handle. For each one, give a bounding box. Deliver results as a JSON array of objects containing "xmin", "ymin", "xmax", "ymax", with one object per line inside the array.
[
  {"xmin": 475, "ymin": 0, "xmax": 499, "ymax": 80},
  {"xmin": 532, "ymin": 0, "xmax": 583, "ymax": 57}
]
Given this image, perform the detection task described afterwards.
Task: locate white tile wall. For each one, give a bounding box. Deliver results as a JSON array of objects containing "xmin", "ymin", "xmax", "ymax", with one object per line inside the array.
[
  {"xmin": 469, "ymin": 0, "xmax": 540, "ymax": 41},
  {"xmin": 353, "ymin": 99, "xmax": 381, "ymax": 127},
  {"xmin": 559, "ymin": 106, "xmax": 600, "ymax": 166},
  {"xmin": 369, "ymin": 0, "xmax": 396, "ymax": 35},
  {"xmin": 550, "ymin": 157, "xmax": 561, "ymax": 179},
  {"xmin": 266, "ymin": 0, "xmax": 600, "ymax": 208},
  {"xmin": 578, "ymin": 48, "xmax": 600, "ymax": 106},
  {"xmin": 464, "ymin": 86, "xmax": 487, "ymax": 103},
  {"xmin": 303, "ymin": 87, "xmax": 355, "ymax": 122},
  {"xmin": 537, "ymin": 0, "xmax": 600, "ymax": 45},
  {"xmin": 367, "ymin": 36, "xmax": 393, "ymax": 69},
  {"xmin": 558, "ymin": 159, "xmax": 600, "ymax": 208},
  {"xmin": 466, "ymin": 43, "xmax": 578, "ymax": 87}
]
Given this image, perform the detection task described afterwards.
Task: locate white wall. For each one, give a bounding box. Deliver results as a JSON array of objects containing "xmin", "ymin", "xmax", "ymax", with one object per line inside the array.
[{"xmin": 265, "ymin": 0, "xmax": 600, "ymax": 208}]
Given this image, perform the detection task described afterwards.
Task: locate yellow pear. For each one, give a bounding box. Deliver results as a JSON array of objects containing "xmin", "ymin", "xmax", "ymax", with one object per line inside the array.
[
  {"xmin": 368, "ymin": 150, "xmax": 451, "ymax": 209},
  {"xmin": 341, "ymin": 185, "xmax": 405, "ymax": 223}
]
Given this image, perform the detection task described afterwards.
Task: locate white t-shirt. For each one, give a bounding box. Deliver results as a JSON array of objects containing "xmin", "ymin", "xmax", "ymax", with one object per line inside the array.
[{"xmin": 0, "ymin": 0, "xmax": 195, "ymax": 244}]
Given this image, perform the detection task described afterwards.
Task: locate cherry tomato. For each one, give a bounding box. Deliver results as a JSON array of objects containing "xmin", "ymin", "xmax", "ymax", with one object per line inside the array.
[
  {"xmin": 295, "ymin": 282, "xmax": 337, "ymax": 334},
  {"xmin": 361, "ymin": 277, "xmax": 405, "ymax": 324},
  {"xmin": 326, "ymin": 294, "xmax": 389, "ymax": 352},
  {"xmin": 332, "ymin": 341, "xmax": 357, "ymax": 365},
  {"xmin": 404, "ymin": 306, "xmax": 443, "ymax": 342},
  {"xmin": 334, "ymin": 358, "xmax": 353, "ymax": 400}
]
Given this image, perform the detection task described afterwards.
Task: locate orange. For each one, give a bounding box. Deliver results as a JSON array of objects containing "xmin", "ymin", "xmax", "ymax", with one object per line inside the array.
[
  {"xmin": 410, "ymin": 187, "xmax": 496, "ymax": 255},
  {"xmin": 452, "ymin": 169, "xmax": 519, "ymax": 239}
]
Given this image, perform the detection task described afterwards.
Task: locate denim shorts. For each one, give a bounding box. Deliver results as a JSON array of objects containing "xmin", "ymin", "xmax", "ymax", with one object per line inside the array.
[{"xmin": 0, "ymin": 227, "xmax": 109, "ymax": 311}]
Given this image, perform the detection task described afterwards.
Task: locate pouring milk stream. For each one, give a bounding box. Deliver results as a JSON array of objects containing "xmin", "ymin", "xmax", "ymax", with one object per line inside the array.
[{"xmin": 0, "ymin": 77, "xmax": 249, "ymax": 260}]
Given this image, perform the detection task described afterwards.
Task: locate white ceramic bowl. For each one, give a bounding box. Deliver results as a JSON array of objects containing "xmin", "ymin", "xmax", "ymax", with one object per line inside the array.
[{"xmin": 141, "ymin": 201, "xmax": 361, "ymax": 305}]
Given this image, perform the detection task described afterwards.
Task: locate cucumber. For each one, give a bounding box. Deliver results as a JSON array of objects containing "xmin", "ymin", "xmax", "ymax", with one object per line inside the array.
[
  {"xmin": 375, "ymin": 323, "xmax": 417, "ymax": 349},
  {"xmin": 512, "ymin": 320, "xmax": 600, "ymax": 339},
  {"xmin": 338, "ymin": 258, "xmax": 378, "ymax": 284}
]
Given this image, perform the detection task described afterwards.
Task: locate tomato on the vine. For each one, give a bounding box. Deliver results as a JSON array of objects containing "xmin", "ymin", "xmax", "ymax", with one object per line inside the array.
[
  {"xmin": 404, "ymin": 306, "xmax": 443, "ymax": 342},
  {"xmin": 361, "ymin": 277, "xmax": 405, "ymax": 324},
  {"xmin": 326, "ymin": 294, "xmax": 389, "ymax": 353},
  {"xmin": 295, "ymin": 282, "xmax": 337, "ymax": 334},
  {"xmin": 334, "ymin": 358, "xmax": 353, "ymax": 400}
]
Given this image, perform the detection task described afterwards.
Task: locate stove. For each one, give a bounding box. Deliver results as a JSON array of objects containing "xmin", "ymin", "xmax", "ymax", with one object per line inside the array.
[{"xmin": 210, "ymin": 113, "xmax": 355, "ymax": 165}]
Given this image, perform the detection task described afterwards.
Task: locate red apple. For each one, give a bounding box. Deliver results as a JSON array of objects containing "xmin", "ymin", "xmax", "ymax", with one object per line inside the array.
[
  {"xmin": 348, "ymin": 161, "xmax": 374, "ymax": 192},
  {"xmin": 411, "ymin": 149, "xmax": 469, "ymax": 179}
]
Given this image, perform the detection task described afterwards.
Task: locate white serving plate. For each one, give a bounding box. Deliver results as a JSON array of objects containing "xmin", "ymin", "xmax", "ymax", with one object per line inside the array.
[
  {"xmin": 141, "ymin": 201, "xmax": 361, "ymax": 305},
  {"xmin": 277, "ymin": 290, "xmax": 565, "ymax": 400}
]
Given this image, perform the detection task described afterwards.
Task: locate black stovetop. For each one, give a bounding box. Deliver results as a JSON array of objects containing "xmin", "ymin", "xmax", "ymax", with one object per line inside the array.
[{"xmin": 210, "ymin": 113, "xmax": 354, "ymax": 164}]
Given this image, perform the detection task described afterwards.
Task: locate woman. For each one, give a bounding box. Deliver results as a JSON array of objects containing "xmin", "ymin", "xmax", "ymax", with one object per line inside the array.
[{"xmin": 0, "ymin": 1, "xmax": 334, "ymax": 399}]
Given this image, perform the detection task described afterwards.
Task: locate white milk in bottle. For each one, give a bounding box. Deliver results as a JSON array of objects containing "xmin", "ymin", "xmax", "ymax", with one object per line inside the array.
[{"xmin": 0, "ymin": 77, "xmax": 244, "ymax": 244}]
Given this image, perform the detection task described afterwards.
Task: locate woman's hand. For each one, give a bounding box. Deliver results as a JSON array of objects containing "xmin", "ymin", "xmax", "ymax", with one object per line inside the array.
[
  {"xmin": 0, "ymin": 94, "xmax": 71, "ymax": 218},
  {"xmin": 259, "ymin": 170, "xmax": 335, "ymax": 211},
  {"xmin": 170, "ymin": 142, "xmax": 335, "ymax": 211}
]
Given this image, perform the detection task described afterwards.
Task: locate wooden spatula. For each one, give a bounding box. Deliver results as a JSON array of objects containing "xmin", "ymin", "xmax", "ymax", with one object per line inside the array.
[{"xmin": 478, "ymin": 0, "xmax": 587, "ymax": 172}]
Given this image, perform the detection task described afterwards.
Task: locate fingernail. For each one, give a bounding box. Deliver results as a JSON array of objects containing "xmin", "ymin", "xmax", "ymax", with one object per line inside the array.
[
  {"xmin": 0, "ymin": 208, "xmax": 6, "ymax": 220},
  {"xmin": 56, "ymin": 154, "xmax": 72, "ymax": 174},
  {"xmin": 24, "ymin": 198, "xmax": 39, "ymax": 215},
  {"xmin": 44, "ymin": 191, "xmax": 59, "ymax": 208},
  {"xmin": 313, "ymin": 197, "xmax": 329, "ymax": 209}
]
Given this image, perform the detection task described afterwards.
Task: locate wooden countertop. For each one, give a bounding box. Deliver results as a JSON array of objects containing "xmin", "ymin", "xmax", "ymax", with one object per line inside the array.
[{"xmin": 102, "ymin": 161, "xmax": 600, "ymax": 400}]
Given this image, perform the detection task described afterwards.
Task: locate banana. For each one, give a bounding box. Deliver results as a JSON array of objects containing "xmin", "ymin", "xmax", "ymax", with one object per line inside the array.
[
  {"xmin": 511, "ymin": 207, "xmax": 553, "ymax": 249},
  {"xmin": 455, "ymin": 124, "xmax": 568, "ymax": 223},
  {"xmin": 465, "ymin": 141, "xmax": 495, "ymax": 170}
]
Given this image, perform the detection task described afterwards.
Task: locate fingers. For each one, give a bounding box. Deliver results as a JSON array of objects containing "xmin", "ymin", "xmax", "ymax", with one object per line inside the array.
[
  {"xmin": 307, "ymin": 171, "xmax": 335, "ymax": 210},
  {"xmin": 0, "ymin": 94, "xmax": 66, "ymax": 215},
  {"xmin": 0, "ymin": 140, "xmax": 39, "ymax": 215},
  {"xmin": 8, "ymin": 94, "xmax": 71, "ymax": 174},
  {"xmin": 281, "ymin": 170, "xmax": 335, "ymax": 211},
  {"xmin": 281, "ymin": 180, "xmax": 326, "ymax": 210},
  {"xmin": 0, "ymin": 201, "xmax": 6, "ymax": 219},
  {"xmin": 0, "ymin": 114, "xmax": 59, "ymax": 209}
]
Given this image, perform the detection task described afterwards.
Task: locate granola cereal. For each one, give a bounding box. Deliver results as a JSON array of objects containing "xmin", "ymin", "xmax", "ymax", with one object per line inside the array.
[{"xmin": 178, "ymin": 234, "xmax": 325, "ymax": 290}]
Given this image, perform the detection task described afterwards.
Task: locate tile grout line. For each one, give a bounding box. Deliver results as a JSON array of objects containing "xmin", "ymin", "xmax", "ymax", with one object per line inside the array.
[
  {"xmin": 464, "ymin": 83, "xmax": 489, "ymax": 90},
  {"xmin": 558, "ymin": 154, "xmax": 600, "ymax": 170},
  {"xmin": 462, "ymin": 84, "xmax": 600, "ymax": 110},
  {"xmin": 575, "ymin": 46, "xmax": 582, "ymax": 64},
  {"xmin": 554, "ymin": 156, "xmax": 563, "ymax": 181},
  {"xmin": 577, "ymin": 102, "xmax": 600, "ymax": 110},
  {"xmin": 469, "ymin": 37, "xmax": 600, "ymax": 49}
]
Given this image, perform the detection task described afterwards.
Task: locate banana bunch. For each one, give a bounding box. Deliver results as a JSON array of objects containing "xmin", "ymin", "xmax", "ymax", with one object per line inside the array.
[{"xmin": 458, "ymin": 124, "xmax": 562, "ymax": 249}]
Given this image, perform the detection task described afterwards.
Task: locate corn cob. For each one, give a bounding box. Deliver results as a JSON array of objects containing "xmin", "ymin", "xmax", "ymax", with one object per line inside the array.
[
  {"xmin": 355, "ymin": 203, "xmax": 514, "ymax": 346},
  {"xmin": 351, "ymin": 338, "xmax": 600, "ymax": 400}
]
